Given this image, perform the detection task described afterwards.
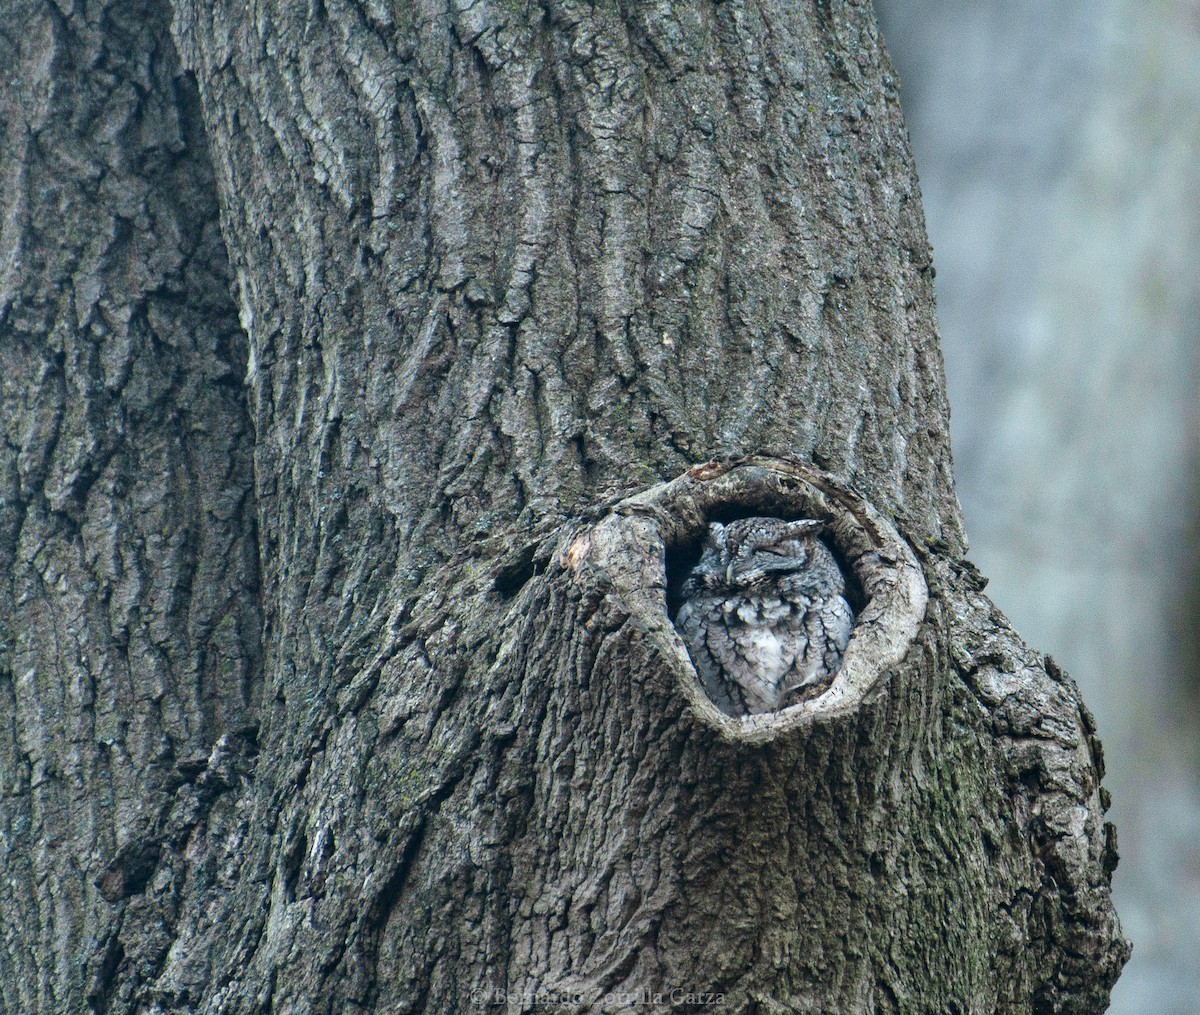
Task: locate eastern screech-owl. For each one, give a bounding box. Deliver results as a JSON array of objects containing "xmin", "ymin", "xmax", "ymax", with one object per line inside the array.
[{"xmin": 676, "ymin": 517, "xmax": 854, "ymax": 716}]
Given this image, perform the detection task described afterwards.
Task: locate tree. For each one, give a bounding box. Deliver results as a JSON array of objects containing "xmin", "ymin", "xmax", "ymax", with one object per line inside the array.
[{"xmin": 0, "ymin": 1, "xmax": 1129, "ymax": 1012}]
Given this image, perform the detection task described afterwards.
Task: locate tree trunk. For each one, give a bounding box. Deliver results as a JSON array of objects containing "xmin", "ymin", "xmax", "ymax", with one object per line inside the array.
[{"xmin": 0, "ymin": 1, "xmax": 1128, "ymax": 1013}]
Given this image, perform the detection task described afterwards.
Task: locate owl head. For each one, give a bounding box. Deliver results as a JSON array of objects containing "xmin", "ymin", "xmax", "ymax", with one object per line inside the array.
[{"xmin": 689, "ymin": 516, "xmax": 843, "ymax": 595}]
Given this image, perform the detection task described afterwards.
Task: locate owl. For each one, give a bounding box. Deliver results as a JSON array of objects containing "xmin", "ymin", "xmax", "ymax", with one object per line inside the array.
[{"xmin": 675, "ymin": 517, "xmax": 854, "ymax": 716}]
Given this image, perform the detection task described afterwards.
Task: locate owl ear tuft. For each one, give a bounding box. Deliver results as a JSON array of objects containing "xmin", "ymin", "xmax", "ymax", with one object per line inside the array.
[
  {"xmin": 706, "ymin": 521, "xmax": 726, "ymax": 543},
  {"xmin": 783, "ymin": 518, "xmax": 825, "ymax": 539}
]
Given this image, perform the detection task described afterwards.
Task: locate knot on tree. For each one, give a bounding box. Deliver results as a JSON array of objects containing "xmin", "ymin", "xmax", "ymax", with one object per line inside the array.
[{"xmin": 562, "ymin": 455, "xmax": 927, "ymax": 741}]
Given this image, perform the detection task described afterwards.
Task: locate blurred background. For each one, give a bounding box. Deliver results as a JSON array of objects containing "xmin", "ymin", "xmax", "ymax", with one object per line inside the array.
[{"xmin": 872, "ymin": 1, "xmax": 1200, "ymax": 1011}]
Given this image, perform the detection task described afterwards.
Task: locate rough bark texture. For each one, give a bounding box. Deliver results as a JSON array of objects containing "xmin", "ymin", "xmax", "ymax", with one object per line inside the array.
[
  {"xmin": 0, "ymin": 1, "xmax": 1127, "ymax": 1013},
  {"xmin": 0, "ymin": 2, "xmax": 259, "ymax": 1012}
]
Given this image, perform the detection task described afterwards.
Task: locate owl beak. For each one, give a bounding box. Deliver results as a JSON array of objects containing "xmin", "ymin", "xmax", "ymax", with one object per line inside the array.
[{"xmin": 726, "ymin": 563, "xmax": 735, "ymax": 584}]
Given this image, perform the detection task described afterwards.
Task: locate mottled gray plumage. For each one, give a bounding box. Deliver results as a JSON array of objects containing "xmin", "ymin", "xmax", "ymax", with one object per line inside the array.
[{"xmin": 676, "ymin": 517, "xmax": 854, "ymax": 716}]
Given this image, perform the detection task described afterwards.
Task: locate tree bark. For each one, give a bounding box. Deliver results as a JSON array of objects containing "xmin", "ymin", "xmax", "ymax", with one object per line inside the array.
[{"xmin": 0, "ymin": 1, "xmax": 1128, "ymax": 1013}]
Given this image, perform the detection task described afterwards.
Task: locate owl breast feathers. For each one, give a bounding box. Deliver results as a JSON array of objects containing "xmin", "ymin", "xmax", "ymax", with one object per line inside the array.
[{"xmin": 675, "ymin": 517, "xmax": 854, "ymax": 716}]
